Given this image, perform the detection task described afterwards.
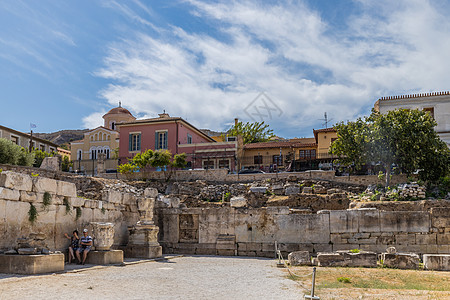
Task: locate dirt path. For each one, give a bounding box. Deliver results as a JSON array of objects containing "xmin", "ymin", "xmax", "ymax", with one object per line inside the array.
[{"xmin": 0, "ymin": 256, "xmax": 300, "ymax": 300}]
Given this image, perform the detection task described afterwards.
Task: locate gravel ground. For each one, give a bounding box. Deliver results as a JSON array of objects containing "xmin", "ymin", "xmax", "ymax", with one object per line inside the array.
[{"xmin": 0, "ymin": 256, "xmax": 303, "ymax": 300}]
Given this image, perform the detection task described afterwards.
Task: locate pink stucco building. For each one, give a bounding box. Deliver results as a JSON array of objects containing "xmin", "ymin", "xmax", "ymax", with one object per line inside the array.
[{"xmin": 117, "ymin": 113, "xmax": 237, "ymax": 171}]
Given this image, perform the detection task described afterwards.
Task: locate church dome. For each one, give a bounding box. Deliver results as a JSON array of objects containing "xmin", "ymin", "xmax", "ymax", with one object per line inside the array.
[{"xmin": 104, "ymin": 106, "xmax": 133, "ymax": 116}]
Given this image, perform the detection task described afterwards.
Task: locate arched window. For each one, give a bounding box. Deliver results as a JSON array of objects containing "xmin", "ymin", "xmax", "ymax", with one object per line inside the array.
[
  {"xmin": 90, "ymin": 136, "xmax": 93, "ymax": 142},
  {"xmin": 89, "ymin": 147, "xmax": 97, "ymax": 159},
  {"xmin": 107, "ymin": 135, "xmax": 111, "ymax": 141},
  {"xmin": 77, "ymin": 149, "xmax": 82, "ymax": 160},
  {"xmin": 103, "ymin": 146, "xmax": 111, "ymax": 159}
]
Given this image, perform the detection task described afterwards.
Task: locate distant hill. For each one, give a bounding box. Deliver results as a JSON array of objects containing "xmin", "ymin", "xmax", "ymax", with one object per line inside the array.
[{"xmin": 34, "ymin": 129, "xmax": 89, "ymax": 147}]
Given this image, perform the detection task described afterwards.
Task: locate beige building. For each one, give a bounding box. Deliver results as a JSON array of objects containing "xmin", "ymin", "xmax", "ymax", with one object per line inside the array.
[
  {"xmin": 0, "ymin": 124, "xmax": 58, "ymax": 153},
  {"xmin": 70, "ymin": 105, "xmax": 135, "ymax": 174},
  {"xmin": 374, "ymin": 91, "xmax": 450, "ymax": 147}
]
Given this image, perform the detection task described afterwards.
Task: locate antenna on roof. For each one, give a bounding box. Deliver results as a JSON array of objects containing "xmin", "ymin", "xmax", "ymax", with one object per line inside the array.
[{"xmin": 318, "ymin": 112, "xmax": 333, "ymax": 128}]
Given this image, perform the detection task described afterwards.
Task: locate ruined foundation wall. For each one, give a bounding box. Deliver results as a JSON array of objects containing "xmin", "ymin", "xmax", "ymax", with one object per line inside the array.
[
  {"xmin": 0, "ymin": 171, "xmax": 139, "ymax": 251},
  {"xmin": 101, "ymin": 168, "xmax": 409, "ymax": 186},
  {"xmin": 157, "ymin": 207, "xmax": 450, "ymax": 257}
]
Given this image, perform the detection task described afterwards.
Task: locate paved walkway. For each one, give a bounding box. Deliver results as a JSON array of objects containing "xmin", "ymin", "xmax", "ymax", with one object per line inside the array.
[{"xmin": 0, "ymin": 256, "xmax": 303, "ymax": 299}]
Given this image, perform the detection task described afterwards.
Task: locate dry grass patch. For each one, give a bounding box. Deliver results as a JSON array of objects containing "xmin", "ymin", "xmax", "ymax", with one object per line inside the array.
[{"xmin": 286, "ymin": 265, "xmax": 450, "ymax": 299}]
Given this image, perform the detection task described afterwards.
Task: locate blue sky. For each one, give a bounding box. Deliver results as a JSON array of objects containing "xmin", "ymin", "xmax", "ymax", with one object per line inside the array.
[{"xmin": 1, "ymin": 0, "xmax": 450, "ymax": 139}]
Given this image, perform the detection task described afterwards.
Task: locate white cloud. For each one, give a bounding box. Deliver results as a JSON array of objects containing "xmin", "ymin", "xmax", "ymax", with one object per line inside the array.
[
  {"xmin": 84, "ymin": 0, "xmax": 450, "ymax": 137},
  {"xmin": 82, "ymin": 111, "xmax": 106, "ymax": 129}
]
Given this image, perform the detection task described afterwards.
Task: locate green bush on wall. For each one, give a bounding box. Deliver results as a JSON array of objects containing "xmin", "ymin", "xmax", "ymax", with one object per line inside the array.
[{"xmin": 28, "ymin": 203, "xmax": 38, "ymax": 223}]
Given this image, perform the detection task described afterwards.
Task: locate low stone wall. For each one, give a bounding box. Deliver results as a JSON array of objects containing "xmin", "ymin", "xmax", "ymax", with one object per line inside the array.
[
  {"xmin": 0, "ymin": 171, "xmax": 140, "ymax": 252},
  {"xmin": 157, "ymin": 206, "xmax": 450, "ymax": 257},
  {"xmin": 102, "ymin": 168, "xmax": 409, "ymax": 187}
]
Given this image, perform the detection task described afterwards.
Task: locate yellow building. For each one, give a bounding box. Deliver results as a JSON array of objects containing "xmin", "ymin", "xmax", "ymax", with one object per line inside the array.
[
  {"xmin": 313, "ymin": 128, "xmax": 338, "ymax": 159},
  {"xmin": 70, "ymin": 105, "xmax": 135, "ymax": 174},
  {"xmin": 240, "ymin": 128, "xmax": 337, "ymax": 172}
]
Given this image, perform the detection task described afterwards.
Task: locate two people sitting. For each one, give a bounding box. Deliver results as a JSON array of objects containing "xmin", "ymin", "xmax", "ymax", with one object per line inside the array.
[{"xmin": 64, "ymin": 228, "xmax": 93, "ymax": 265}]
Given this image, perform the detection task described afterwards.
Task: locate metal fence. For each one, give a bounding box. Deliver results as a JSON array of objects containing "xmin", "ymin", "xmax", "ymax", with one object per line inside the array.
[{"xmin": 239, "ymin": 153, "xmax": 335, "ymax": 172}]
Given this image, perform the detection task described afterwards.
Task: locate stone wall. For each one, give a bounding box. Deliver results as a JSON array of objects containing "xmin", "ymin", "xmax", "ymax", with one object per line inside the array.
[
  {"xmin": 101, "ymin": 168, "xmax": 410, "ymax": 186},
  {"xmin": 0, "ymin": 171, "xmax": 139, "ymax": 251},
  {"xmin": 157, "ymin": 206, "xmax": 450, "ymax": 257}
]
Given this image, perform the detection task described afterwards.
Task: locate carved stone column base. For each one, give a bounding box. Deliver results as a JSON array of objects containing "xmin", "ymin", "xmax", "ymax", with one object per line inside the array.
[
  {"xmin": 125, "ymin": 245, "xmax": 162, "ymax": 259},
  {"xmin": 126, "ymin": 224, "xmax": 162, "ymax": 258}
]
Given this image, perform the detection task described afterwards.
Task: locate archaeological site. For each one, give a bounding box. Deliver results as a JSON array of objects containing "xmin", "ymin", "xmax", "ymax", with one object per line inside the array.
[{"xmin": 0, "ymin": 162, "xmax": 449, "ymax": 274}]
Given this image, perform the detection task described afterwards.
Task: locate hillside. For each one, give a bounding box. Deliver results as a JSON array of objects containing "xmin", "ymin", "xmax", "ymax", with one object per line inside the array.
[{"xmin": 34, "ymin": 129, "xmax": 89, "ymax": 146}]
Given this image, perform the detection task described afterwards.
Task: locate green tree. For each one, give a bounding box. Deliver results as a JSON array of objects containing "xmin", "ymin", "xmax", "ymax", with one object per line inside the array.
[
  {"xmin": 0, "ymin": 138, "xmax": 34, "ymax": 166},
  {"xmin": 172, "ymin": 153, "xmax": 187, "ymax": 169},
  {"xmin": 33, "ymin": 149, "xmax": 55, "ymax": 167},
  {"xmin": 117, "ymin": 163, "xmax": 138, "ymax": 176},
  {"xmin": 330, "ymin": 118, "xmax": 370, "ymax": 175},
  {"xmin": 227, "ymin": 121, "xmax": 274, "ymax": 144},
  {"xmin": 331, "ymin": 109, "xmax": 450, "ymax": 187},
  {"xmin": 61, "ymin": 156, "xmax": 73, "ymax": 172},
  {"xmin": 131, "ymin": 149, "xmax": 154, "ymax": 170}
]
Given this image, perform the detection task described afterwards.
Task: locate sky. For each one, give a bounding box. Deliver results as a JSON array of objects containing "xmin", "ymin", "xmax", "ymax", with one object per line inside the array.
[{"xmin": 1, "ymin": 0, "xmax": 450, "ymax": 139}]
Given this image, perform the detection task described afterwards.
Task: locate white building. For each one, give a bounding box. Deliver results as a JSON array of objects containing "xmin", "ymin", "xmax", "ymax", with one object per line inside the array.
[{"xmin": 374, "ymin": 91, "xmax": 450, "ymax": 147}]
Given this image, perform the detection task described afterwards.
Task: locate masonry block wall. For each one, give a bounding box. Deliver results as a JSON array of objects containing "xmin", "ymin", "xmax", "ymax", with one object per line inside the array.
[
  {"xmin": 157, "ymin": 207, "xmax": 450, "ymax": 257},
  {"xmin": 0, "ymin": 171, "xmax": 139, "ymax": 251}
]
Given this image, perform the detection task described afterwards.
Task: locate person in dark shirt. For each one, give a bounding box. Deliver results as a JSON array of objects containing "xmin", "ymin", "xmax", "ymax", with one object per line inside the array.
[
  {"xmin": 64, "ymin": 230, "xmax": 79, "ymax": 264},
  {"xmin": 76, "ymin": 228, "xmax": 93, "ymax": 265}
]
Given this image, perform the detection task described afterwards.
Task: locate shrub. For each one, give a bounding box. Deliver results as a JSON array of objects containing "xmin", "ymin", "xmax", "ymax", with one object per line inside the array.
[
  {"xmin": 63, "ymin": 196, "xmax": 71, "ymax": 214},
  {"xmin": 349, "ymin": 249, "xmax": 360, "ymax": 253},
  {"xmin": 32, "ymin": 149, "xmax": 55, "ymax": 168},
  {"xmin": 42, "ymin": 191, "xmax": 52, "ymax": 208},
  {"xmin": 28, "ymin": 203, "xmax": 38, "ymax": 223},
  {"xmin": 337, "ymin": 277, "xmax": 351, "ymax": 283},
  {"xmin": 0, "ymin": 138, "xmax": 34, "ymax": 166}
]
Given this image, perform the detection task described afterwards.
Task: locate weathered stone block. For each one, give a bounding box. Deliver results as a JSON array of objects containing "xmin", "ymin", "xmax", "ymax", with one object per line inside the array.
[
  {"xmin": 313, "ymin": 244, "xmax": 332, "ymax": 253},
  {"xmin": 56, "ymin": 181, "xmax": 77, "ymax": 197},
  {"xmin": 32, "ymin": 177, "xmax": 57, "ymax": 194},
  {"xmin": 317, "ymin": 251, "xmax": 377, "ymax": 267},
  {"xmin": 437, "ymin": 245, "xmax": 450, "ymax": 254},
  {"xmin": 86, "ymin": 250, "xmax": 123, "ymax": 265},
  {"xmin": 103, "ymin": 190, "xmax": 122, "ymax": 204},
  {"xmin": 276, "ymin": 213, "xmax": 330, "ymax": 244},
  {"xmin": 0, "ymin": 187, "xmax": 20, "ymax": 201},
  {"xmin": 302, "ymin": 187, "xmax": 313, "ymax": 194},
  {"xmin": 431, "ymin": 207, "xmax": 450, "ymax": 229},
  {"xmin": 437, "ymin": 233, "xmax": 450, "ymax": 245},
  {"xmin": 0, "ymin": 171, "xmax": 32, "ymax": 191},
  {"xmin": 329, "ymin": 210, "xmax": 358, "ymax": 233},
  {"xmin": 19, "ymin": 191, "xmax": 37, "ymax": 203},
  {"xmin": 415, "ymin": 233, "xmax": 437, "ymax": 245},
  {"xmin": 144, "ymin": 187, "xmax": 158, "ymax": 198},
  {"xmin": 330, "ymin": 234, "xmax": 345, "ymax": 244},
  {"xmin": 122, "ymin": 193, "xmax": 136, "ymax": 206},
  {"xmin": 395, "ymin": 234, "xmax": 416, "ymax": 245},
  {"xmin": 351, "ymin": 237, "xmax": 377, "ymax": 244},
  {"xmin": 0, "ymin": 253, "xmax": 64, "ymax": 274},
  {"xmin": 285, "ymin": 185, "xmax": 300, "ymax": 195},
  {"xmin": 250, "ymin": 186, "xmax": 267, "ymax": 193},
  {"xmin": 380, "ymin": 211, "xmax": 430, "ymax": 233},
  {"xmin": 288, "ymin": 251, "xmax": 311, "ymax": 266},
  {"xmin": 230, "ymin": 196, "xmax": 247, "ymax": 208},
  {"xmin": 381, "ymin": 253, "xmax": 420, "ymax": 269},
  {"xmin": 246, "ymin": 243, "xmax": 262, "ymax": 252},
  {"xmin": 71, "ymin": 197, "xmax": 85, "ymax": 207},
  {"xmin": 423, "ymin": 254, "xmax": 450, "ymax": 271},
  {"xmin": 217, "ymin": 249, "xmax": 236, "ymax": 256}
]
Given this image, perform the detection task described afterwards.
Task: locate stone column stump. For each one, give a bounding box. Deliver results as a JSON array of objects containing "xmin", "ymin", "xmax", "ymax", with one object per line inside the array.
[
  {"xmin": 90, "ymin": 222, "xmax": 115, "ymax": 251},
  {"xmin": 126, "ymin": 188, "xmax": 162, "ymax": 258}
]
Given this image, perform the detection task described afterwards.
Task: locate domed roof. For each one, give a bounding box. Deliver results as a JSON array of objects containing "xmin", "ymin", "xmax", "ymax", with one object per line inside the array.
[{"xmin": 104, "ymin": 106, "xmax": 133, "ymax": 116}]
